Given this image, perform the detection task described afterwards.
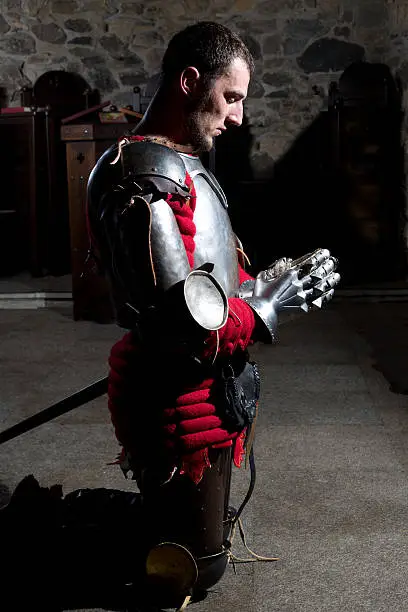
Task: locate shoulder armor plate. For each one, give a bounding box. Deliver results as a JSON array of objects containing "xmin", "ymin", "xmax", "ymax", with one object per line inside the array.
[{"xmin": 120, "ymin": 139, "xmax": 189, "ymax": 192}]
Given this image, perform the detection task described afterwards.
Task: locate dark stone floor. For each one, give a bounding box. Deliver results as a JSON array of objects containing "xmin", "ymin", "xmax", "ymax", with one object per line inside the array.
[{"xmin": 1, "ymin": 300, "xmax": 408, "ymax": 611}]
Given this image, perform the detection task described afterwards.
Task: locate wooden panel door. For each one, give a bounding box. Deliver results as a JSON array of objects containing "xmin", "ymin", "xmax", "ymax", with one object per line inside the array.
[{"xmin": 65, "ymin": 139, "xmax": 113, "ymax": 321}]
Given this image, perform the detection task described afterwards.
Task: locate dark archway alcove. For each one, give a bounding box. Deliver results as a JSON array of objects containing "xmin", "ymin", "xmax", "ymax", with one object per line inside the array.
[
  {"xmin": 215, "ymin": 62, "xmax": 406, "ymax": 285},
  {"xmin": 327, "ymin": 61, "xmax": 406, "ymax": 285}
]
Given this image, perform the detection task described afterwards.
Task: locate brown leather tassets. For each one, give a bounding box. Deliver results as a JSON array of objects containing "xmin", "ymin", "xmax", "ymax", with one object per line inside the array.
[{"xmin": 140, "ymin": 446, "xmax": 233, "ymax": 591}]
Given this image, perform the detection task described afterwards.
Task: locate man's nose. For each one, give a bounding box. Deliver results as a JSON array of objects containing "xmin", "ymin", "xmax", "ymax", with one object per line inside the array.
[{"xmin": 227, "ymin": 102, "xmax": 243, "ymax": 127}]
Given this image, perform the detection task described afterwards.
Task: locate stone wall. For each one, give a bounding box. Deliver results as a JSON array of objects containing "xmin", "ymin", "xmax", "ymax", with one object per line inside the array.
[{"xmin": 0, "ymin": 0, "xmax": 400, "ymax": 178}]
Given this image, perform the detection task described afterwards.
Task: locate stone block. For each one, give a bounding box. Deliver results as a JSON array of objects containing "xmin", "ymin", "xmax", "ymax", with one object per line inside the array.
[
  {"xmin": 263, "ymin": 71, "xmax": 293, "ymax": 87},
  {"xmin": 248, "ymin": 78, "xmax": 265, "ymax": 98},
  {"xmin": 263, "ymin": 33, "xmax": 281, "ymax": 55},
  {"xmin": 297, "ymin": 37, "xmax": 365, "ymax": 73},
  {"xmin": 0, "ymin": 15, "xmax": 11, "ymax": 34},
  {"xmin": 284, "ymin": 17, "xmax": 328, "ymax": 40},
  {"xmin": 64, "ymin": 18, "xmax": 92, "ymax": 33},
  {"xmin": 32, "ymin": 22, "xmax": 67, "ymax": 44},
  {"xmin": 51, "ymin": 0, "xmax": 79, "ymax": 13},
  {"xmin": 356, "ymin": 3, "xmax": 389, "ymax": 29},
  {"xmin": 67, "ymin": 36, "xmax": 92, "ymax": 45},
  {"xmin": 241, "ymin": 33, "xmax": 262, "ymax": 60},
  {"xmin": 88, "ymin": 66, "xmax": 119, "ymax": 93},
  {"xmin": 0, "ymin": 31, "xmax": 36, "ymax": 55}
]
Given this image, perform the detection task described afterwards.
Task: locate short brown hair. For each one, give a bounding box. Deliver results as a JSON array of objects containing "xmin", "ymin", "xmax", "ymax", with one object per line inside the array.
[{"xmin": 161, "ymin": 21, "xmax": 254, "ymax": 86}]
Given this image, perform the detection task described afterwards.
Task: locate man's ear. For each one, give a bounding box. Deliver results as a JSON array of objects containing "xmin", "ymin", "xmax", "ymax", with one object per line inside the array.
[{"xmin": 180, "ymin": 66, "xmax": 200, "ymax": 97}]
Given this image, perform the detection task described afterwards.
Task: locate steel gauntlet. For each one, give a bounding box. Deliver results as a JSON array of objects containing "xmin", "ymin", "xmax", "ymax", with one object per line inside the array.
[{"xmin": 238, "ymin": 248, "xmax": 340, "ymax": 343}]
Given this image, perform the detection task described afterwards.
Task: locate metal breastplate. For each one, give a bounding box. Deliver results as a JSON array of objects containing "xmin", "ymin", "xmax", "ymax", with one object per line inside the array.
[{"xmin": 178, "ymin": 153, "xmax": 239, "ymax": 297}]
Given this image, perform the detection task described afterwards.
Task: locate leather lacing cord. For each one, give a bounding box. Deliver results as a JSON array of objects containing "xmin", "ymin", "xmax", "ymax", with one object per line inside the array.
[
  {"xmin": 210, "ymin": 330, "xmax": 220, "ymax": 365},
  {"xmin": 229, "ymin": 306, "xmax": 242, "ymax": 326},
  {"xmin": 129, "ymin": 194, "xmax": 157, "ymax": 286},
  {"xmin": 110, "ymin": 136, "xmax": 170, "ymax": 289},
  {"xmin": 228, "ymin": 447, "xmax": 279, "ymax": 565},
  {"xmin": 177, "ymin": 595, "xmax": 192, "ymax": 610},
  {"xmin": 209, "ymin": 305, "xmax": 245, "ymax": 365},
  {"xmin": 110, "ymin": 136, "xmax": 128, "ymax": 165},
  {"xmin": 236, "ymin": 246, "xmax": 251, "ymax": 268}
]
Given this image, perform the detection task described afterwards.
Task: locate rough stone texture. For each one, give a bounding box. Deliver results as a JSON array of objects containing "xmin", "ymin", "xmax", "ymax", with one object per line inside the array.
[
  {"xmin": 0, "ymin": 15, "xmax": 11, "ymax": 34},
  {"xmin": 342, "ymin": 9, "xmax": 354, "ymax": 23},
  {"xmin": 64, "ymin": 18, "xmax": 93, "ymax": 33},
  {"xmin": 263, "ymin": 72, "xmax": 293, "ymax": 87},
  {"xmin": 0, "ymin": 63, "xmax": 28, "ymax": 88},
  {"xmin": 0, "ymin": 0, "xmax": 403, "ymax": 194},
  {"xmin": 119, "ymin": 71, "xmax": 148, "ymax": 87},
  {"xmin": 356, "ymin": 3, "xmax": 388, "ymax": 29},
  {"xmin": 88, "ymin": 66, "xmax": 118, "ymax": 92},
  {"xmin": 4, "ymin": 0, "xmax": 22, "ymax": 8},
  {"xmin": 32, "ymin": 22, "xmax": 67, "ymax": 44},
  {"xmin": 69, "ymin": 47, "xmax": 106, "ymax": 67},
  {"xmin": 99, "ymin": 33, "xmax": 126, "ymax": 57},
  {"xmin": 51, "ymin": 0, "xmax": 79, "ymax": 12},
  {"xmin": 245, "ymin": 35, "xmax": 263, "ymax": 62},
  {"xmin": 67, "ymin": 36, "xmax": 93, "ymax": 45},
  {"xmin": 263, "ymin": 33, "xmax": 281, "ymax": 55},
  {"xmin": 297, "ymin": 38, "xmax": 366, "ymax": 73},
  {"xmin": 285, "ymin": 17, "xmax": 329, "ymax": 41},
  {"xmin": 334, "ymin": 25, "xmax": 350, "ymax": 38},
  {"xmin": 120, "ymin": 2, "xmax": 144, "ymax": 16},
  {"xmin": 0, "ymin": 31, "xmax": 36, "ymax": 55},
  {"xmin": 248, "ymin": 78, "xmax": 265, "ymax": 99}
]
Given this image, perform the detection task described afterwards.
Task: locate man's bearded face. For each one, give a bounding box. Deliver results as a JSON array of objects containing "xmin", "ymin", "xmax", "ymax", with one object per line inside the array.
[
  {"xmin": 185, "ymin": 57, "xmax": 250, "ymax": 153},
  {"xmin": 186, "ymin": 88, "xmax": 214, "ymax": 153}
]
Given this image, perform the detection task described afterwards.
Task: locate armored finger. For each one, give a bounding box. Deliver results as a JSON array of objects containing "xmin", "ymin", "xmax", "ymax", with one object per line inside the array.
[
  {"xmin": 291, "ymin": 248, "xmax": 331, "ymax": 274},
  {"xmin": 311, "ymin": 272, "xmax": 341, "ymax": 297},
  {"xmin": 312, "ymin": 288, "xmax": 335, "ymax": 309},
  {"xmin": 310, "ymin": 257, "xmax": 337, "ymax": 280},
  {"xmin": 308, "ymin": 248, "xmax": 331, "ymax": 269}
]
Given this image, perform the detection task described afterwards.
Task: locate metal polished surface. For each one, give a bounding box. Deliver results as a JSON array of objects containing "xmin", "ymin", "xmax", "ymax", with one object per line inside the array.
[
  {"xmin": 184, "ymin": 270, "xmax": 228, "ymax": 330},
  {"xmin": 179, "ymin": 153, "xmax": 240, "ymax": 297},
  {"xmin": 121, "ymin": 140, "xmax": 189, "ymax": 191},
  {"xmin": 150, "ymin": 198, "xmax": 191, "ymax": 292},
  {"xmin": 87, "ymin": 140, "xmax": 243, "ymax": 330},
  {"xmin": 243, "ymin": 249, "xmax": 340, "ymax": 342}
]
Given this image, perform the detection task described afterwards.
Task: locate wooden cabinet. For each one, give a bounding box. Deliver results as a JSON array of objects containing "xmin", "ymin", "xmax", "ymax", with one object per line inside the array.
[
  {"xmin": 0, "ymin": 110, "xmax": 70, "ymax": 277},
  {"xmin": 61, "ymin": 122, "xmax": 129, "ymax": 321}
]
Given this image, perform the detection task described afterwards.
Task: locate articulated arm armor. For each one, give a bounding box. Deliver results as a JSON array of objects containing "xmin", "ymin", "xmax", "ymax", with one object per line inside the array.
[
  {"xmin": 238, "ymin": 249, "xmax": 340, "ymax": 342},
  {"xmin": 87, "ymin": 139, "xmax": 228, "ymax": 341}
]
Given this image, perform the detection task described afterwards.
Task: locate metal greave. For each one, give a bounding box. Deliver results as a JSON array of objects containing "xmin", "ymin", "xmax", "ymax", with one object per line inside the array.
[{"xmin": 140, "ymin": 446, "xmax": 233, "ymax": 592}]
